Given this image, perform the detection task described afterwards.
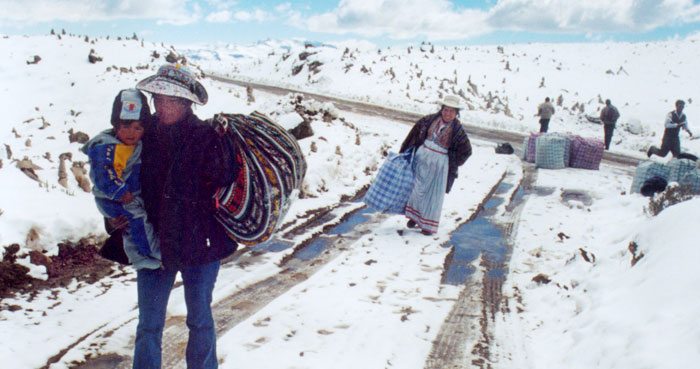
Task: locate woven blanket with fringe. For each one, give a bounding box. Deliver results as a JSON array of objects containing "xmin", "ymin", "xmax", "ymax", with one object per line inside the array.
[{"xmin": 210, "ymin": 111, "xmax": 306, "ymax": 246}]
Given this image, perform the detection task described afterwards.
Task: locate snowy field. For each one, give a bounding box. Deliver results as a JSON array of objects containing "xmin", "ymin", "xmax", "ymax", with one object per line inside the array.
[{"xmin": 0, "ymin": 33, "xmax": 698, "ymax": 369}]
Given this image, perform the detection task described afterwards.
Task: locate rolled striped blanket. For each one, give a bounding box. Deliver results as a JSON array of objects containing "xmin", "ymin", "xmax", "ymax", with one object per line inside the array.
[{"xmin": 210, "ymin": 111, "xmax": 307, "ymax": 245}]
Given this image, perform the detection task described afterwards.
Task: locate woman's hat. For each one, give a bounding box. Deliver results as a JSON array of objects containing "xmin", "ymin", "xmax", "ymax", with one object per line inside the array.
[
  {"xmin": 439, "ymin": 95, "xmax": 462, "ymax": 109},
  {"xmin": 136, "ymin": 63, "xmax": 208, "ymax": 105}
]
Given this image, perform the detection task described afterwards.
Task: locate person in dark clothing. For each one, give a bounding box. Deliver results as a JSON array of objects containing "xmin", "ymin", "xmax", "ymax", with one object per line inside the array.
[
  {"xmin": 536, "ymin": 97, "xmax": 555, "ymax": 133},
  {"xmin": 128, "ymin": 63, "xmax": 236, "ymax": 369},
  {"xmin": 648, "ymin": 100, "xmax": 693, "ymax": 159},
  {"xmin": 600, "ymin": 99, "xmax": 620, "ymax": 150},
  {"xmin": 399, "ymin": 95, "xmax": 472, "ymax": 235}
]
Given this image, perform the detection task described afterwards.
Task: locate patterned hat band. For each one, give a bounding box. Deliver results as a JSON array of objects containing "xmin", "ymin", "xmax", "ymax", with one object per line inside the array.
[
  {"xmin": 160, "ymin": 67, "xmax": 197, "ymax": 92},
  {"xmin": 136, "ymin": 64, "xmax": 209, "ymax": 105}
]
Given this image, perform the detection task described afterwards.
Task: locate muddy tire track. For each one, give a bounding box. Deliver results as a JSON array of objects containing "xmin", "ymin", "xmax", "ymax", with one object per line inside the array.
[
  {"xmin": 69, "ymin": 206, "xmax": 384, "ymax": 369},
  {"xmin": 424, "ymin": 167, "xmax": 536, "ymax": 369}
]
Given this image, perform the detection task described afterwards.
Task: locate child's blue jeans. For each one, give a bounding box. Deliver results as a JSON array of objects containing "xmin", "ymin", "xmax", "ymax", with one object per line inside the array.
[{"xmin": 95, "ymin": 196, "xmax": 161, "ymax": 270}]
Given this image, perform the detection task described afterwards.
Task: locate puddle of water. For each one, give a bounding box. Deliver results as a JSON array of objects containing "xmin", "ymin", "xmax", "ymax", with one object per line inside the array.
[
  {"xmin": 294, "ymin": 237, "xmax": 332, "ymax": 261},
  {"xmin": 327, "ymin": 206, "xmax": 373, "ymax": 235},
  {"xmin": 444, "ymin": 217, "xmax": 508, "ymax": 285},
  {"xmin": 249, "ymin": 239, "xmax": 293, "ymax": 253},
  {"xmin": 293, "ymin": 206, "xmax": 373, "ymax": 261},
  {"xmin": 443, "ymin": 178, "xmax": 524, "ymax": 285},
  {"xmin": 533, "ymin": 186, "xmax": 556, "ymax": 196},
  {"xmin": 483, "ymin": 196, "xmax": 504, "ymax": 211},
  {"xmin": 494, "ymin": 182, "xmax": 514, "ymax": 195}
]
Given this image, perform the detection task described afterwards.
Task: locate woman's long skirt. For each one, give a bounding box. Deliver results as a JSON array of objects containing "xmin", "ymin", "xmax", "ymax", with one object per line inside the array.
[{"xmin": 405, "ymin": 140, "xmax": 449, "ymax": 234}]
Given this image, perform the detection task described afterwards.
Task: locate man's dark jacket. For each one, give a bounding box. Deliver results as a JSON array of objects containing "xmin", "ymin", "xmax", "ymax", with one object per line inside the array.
[
  {"xmin": 399, "ymin": 113, "xmax": 472, "ymax": 193},
  {"xmin": 140, "ymin": 112, "xmax": 237, "ymax": 269}
]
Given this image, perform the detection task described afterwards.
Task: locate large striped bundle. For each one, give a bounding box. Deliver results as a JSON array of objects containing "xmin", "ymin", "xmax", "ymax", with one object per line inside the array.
[
  {"xmin": 535, "ymin": 134, "xmax": 569, "ymax": 169},
  {"xmin": 667, "ymin": 158, "xmax": 697, "ymax": 183},
  {"xmin": 630, "ymin": 161, "xmax": 670, "ymax": 194},
  {"xmin": 569, "ymin": 135, "xmax": 604, "ymax": 170},
  {"xmin": 211, "ymin": 111, "xmax": 307, "ymax": 246}
]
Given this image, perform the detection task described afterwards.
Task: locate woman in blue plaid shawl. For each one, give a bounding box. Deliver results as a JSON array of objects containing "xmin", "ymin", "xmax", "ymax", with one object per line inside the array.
[{"xmin": 399, "ymin": 95, "xmax": 472, "ymax": 235}]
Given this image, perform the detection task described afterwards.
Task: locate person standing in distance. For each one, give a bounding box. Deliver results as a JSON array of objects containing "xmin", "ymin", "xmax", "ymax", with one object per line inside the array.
[
  {"xmin": 600, "ymin": 99, "xmax": 620, "ymax": 150},
  {"xmin": 647, "ymin": 100, "xmax": 693, "ymax": 158},
  {"xmin": 133, "ymin": 63, "xmax": 237, "ymax": 369},
  {"xmin": 536, "ymin": 97, "xmax": 555, "ymax": 133}
]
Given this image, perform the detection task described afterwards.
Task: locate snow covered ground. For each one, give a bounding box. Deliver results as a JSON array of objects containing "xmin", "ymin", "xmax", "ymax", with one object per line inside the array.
[
  {"xmin": 0, "ymin": 32, "xmax": 698, "ymax": 369},
  {"xmin": 186, "ymin": 38, "xmax": 700, "ymax": 159}
]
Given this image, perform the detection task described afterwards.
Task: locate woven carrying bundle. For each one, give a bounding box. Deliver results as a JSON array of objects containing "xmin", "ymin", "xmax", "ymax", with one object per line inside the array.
[
  {"xmin": 211, "ymin": 111, "xmax": 306, "ymax": 245},
  {"xmin": 535, "ymin": 134, "xmax": 569, "ymax": 169},
  {"xmin": 569, "ymin": 135, "xmax": 604, "ymax": 170},
  {"xmin": 630, "ymin": 161, "xmax": 670, "ymax": 194},
  {"xmin": 667, "ymin": 158, "xmax": 697, "ymax": 183}
]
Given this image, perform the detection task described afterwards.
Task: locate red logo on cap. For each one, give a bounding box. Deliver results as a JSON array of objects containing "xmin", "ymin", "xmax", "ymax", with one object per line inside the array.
[{"xmin": 127, "ymin": 103, "xmax": 136, "ymax": 111}]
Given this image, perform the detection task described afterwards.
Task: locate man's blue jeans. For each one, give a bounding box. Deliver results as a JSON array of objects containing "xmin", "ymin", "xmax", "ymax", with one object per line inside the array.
[{"xmin": 133, "ymin": 261, "xmax": 220, "ymax": 369}]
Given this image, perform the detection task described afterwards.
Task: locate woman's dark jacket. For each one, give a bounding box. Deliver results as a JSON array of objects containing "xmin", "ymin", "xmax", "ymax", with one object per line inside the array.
[
  {"xmin": 399, "ymin": 113, "xmax": 472, "ymax": 193},
  {"xmin": 140, "ymin": 112, "xmax": 238, "ymax": 269}
]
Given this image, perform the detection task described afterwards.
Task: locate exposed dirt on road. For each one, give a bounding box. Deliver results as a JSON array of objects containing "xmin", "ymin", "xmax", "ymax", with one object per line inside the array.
[{"xmin": 1, "ymin": 237, "xmax": 117, "ymax": 303}]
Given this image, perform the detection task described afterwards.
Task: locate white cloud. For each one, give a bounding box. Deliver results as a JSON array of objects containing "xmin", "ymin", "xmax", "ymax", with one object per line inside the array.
[
  {"xmin": 206, "ymin": 10, "xmax": 231, "ymax": 23},
  {"xmin": 205, "ymin": 0, "xmax": 238, "ymax": 10},
  {"xmin": 304, "ymin": 0, "xmax": 491, "ymax": 40},
  {"xmin": 275, "ymin": 2, "xmax": 291, "ymax": 13},
  {"xmin": 0, "ymin": 0, "xmax": 201, "ymax": 26},
  {"xmin": 487, "ymin": 0, "xmax": 700, "ymax": 33},
  {"xmin": 233, "ymin": 9, "xmax": 273, "ymax": 22},
  {"xmin": 297, "ymin": 0, "xmax": 700, "ymax": 40}
]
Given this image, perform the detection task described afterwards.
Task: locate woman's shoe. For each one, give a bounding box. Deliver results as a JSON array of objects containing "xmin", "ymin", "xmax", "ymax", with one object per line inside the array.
[{"xmin": 407, "ymin": 219, "xmax": 417, "ymax": 228}]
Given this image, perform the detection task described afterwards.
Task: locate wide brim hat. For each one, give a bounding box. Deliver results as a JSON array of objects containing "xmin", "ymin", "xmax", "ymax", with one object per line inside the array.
[
  {"xmin": 439, "ymin": 94, "xmax": 463, "ymax": 110},
  {"xmin": 137, "ymin": 63, "xmax": 208, "ymax": 105}
]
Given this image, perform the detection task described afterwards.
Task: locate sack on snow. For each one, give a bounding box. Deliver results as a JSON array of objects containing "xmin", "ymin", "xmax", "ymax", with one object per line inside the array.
[
  {"xmin": 640, "ymin": 176, "xmax": 668, "ymax": 197},
  {"xmin": 364, "ymin": 150, "xmax": 415, "ymax": 214},
  {"xmin": 210, "ymin": 111, "xmax": 307, "ymax": 246},
  {"xmin": 535, "ymin": 134, "xmax": 569, "ymax": 169},
  {"xmin": 679, "ymin": 169, "xmax": 700, "ymax": 194},
  {"xmin": 569, "ymin": 135, "xmax": 604, "ymax": 170},
  {"xmin": 630, "ymin": 161, "xmax": 670, "ymax": 194},
  {"xmin": 521, "ymin": 137, "xmax": 529, "ymax": 160},
  {"xmin": 525, "ymin": 132, "xmax": 543, "ymax": 163},
  {"xmin": 495, "ymin": 142, "xmax": 514, "ymax": 155},
  {"xmin": 667, "ymin": 158, "xmax": 697, "ymax": 183}
]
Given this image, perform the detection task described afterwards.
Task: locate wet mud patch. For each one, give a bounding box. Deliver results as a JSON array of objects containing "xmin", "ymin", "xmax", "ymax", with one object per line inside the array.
[
  {"xmin": 561, "ymin": 189, "xmax": 593, "ymax": 207},
  {"xmin": 1, "ymin": 237, "xmax": 116, "ymax": 301}
]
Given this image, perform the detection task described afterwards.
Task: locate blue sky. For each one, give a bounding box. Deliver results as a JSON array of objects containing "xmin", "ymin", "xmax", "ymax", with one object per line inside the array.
[{"xmin": 1, "ymin": 0, "xmax": 700, "ymax": 46}]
